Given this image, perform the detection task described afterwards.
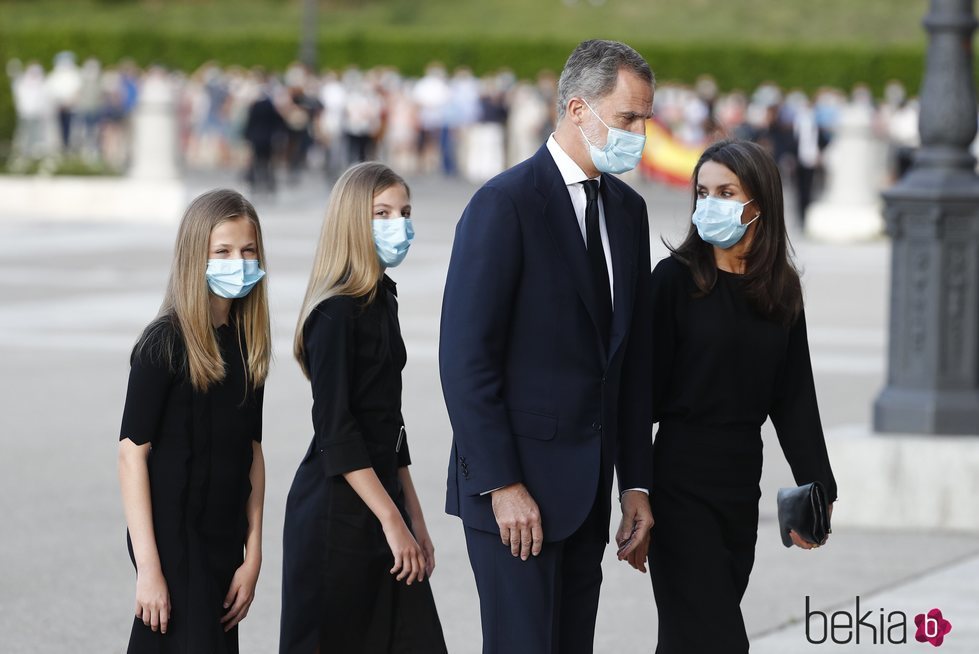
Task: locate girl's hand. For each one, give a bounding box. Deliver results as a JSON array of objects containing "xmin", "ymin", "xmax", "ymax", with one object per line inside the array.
[
  {"xmin": 135, "ymin": 566, "xmax": 170, "ymax": 634},
  {"xmin": 221, "ymin": 558, "xmax": 260, "ymax": 632},
  {"xmin": 382, "ymin": 516, "xmax": 427, "ymax": 585},
  {"xmin": 412, "ymin": 519, "xmax": 437, "ymax": 578}
]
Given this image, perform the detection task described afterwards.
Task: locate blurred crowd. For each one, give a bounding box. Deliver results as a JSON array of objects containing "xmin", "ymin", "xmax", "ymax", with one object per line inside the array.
[
  {"xmin": 7, "ymin": 52, "xmax": 923, "ymax": 217},
  {"xmin": 7, "ymin": 52, "xmax": 141, "ymax": 171}
]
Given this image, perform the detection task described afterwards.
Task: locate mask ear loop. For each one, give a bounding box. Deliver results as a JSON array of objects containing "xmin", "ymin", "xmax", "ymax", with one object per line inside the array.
[
  {"xmin": 580, "ymin": 97, "xmax": 612, "ymax": 131},
  {"xmin": 742, "ymin": 199, "xmax": 760, "ymax": 227},
  {"xmin": 576, "ymin": 97, "xmax": 609, "ymax": 151}
]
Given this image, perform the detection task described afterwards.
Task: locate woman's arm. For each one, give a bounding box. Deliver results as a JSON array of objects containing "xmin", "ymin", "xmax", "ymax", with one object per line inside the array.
[
  {"xmin": 118, "ymin": 438, "xmax": 170, "ymax": 634},
  {"xmin": 344, "ymin": 467, "xmax": 428, "ymax": 584},
  {"xmin": 398, "ymin": 466, "xmax": 436, "ymax": 576},
  {"xmin": 769, "ymin": 309, "xmax": 838, "ymax": 502},
  {"xmin": 770, "ymin": 309, "xmax": 838, "ymax": 549},
  {"xmin": 221, "ymin": 441, "xmax": 265, "ymax": 631}
]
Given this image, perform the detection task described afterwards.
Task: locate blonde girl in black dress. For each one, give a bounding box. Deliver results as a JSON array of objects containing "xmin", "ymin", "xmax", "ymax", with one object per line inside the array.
[
  {"xmin": 118, "ymin": 189, "xmax": 271, "ymax": 653},
  {"xmin": 280, "ymin": 162, "xmax": 446, "ymax": 653}
]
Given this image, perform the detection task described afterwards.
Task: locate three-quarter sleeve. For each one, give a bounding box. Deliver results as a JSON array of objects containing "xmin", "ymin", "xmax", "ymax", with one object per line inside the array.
[
  {"xmin": 305, "ymin": 299, "xmax": 373, "ymax": 477},
  {"xmin": 120, "ymin": 334, "xmax": 175, "ymax": 446},
  {"xmin": 769, "ymin": 309, "xmax": 838, "ymax": 502}
]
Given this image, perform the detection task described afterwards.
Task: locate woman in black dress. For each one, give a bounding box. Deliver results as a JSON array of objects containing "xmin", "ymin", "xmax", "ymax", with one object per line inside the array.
[
  {"xmin": 647, "ymin": 140, "xmax": 838, "ymax": 653},
  {"xmin": 280, "ymin": 162, "xmax": 446, "ymax": 653},
  {"xmin": 118, "ymin": 189, "xmax": 271, "ymax": 653}
]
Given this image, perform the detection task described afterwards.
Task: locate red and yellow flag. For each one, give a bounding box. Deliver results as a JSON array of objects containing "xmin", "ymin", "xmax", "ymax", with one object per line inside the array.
[{"xmin": 639, "ymin": 119, "xmax": 702, "ymax": 188}]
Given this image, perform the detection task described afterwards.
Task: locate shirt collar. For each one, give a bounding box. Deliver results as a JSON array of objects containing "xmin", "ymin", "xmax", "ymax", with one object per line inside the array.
[
  {"xmin": 380, "ymin": 273, "xmax": 398, "ymax": 296},
  {"xmin": 546, "ymin": 133, "xmax": 601, "ymax": 188}
]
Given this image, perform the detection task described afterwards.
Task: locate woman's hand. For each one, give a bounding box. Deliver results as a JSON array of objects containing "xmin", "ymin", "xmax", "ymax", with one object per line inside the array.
[
  {"xmin": 135, "ymin": 565, "xmax": 170, "ymax": 634},
  {"xmin": 382, "ymin": 515, "xmax": 427, "ymax": 585},
  {"xmin": 791, "ymin": 501, "xmax": 834, "ymax": 550},
  {"xmin": 221, "ymin": 557, "xmax": 261, "ymax": 632},
  {"xmin": 411, "ymin": 518, "xmax": 437, "ymax": 578}
]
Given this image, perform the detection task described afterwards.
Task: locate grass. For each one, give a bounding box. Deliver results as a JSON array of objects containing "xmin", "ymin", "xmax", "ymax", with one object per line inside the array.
[
  {"xmin": 3, "ymin": 155, "xmax": 122, "ymax": 176},
  {"xmin": 0, "ymin": 0, "xmax": 931, "ymax": 46}
]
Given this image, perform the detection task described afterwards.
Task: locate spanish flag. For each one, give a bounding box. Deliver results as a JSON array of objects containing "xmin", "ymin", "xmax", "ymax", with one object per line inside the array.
[{"xmin": 640, "ymin": 119, "xmax": 702, "ymax": 188}]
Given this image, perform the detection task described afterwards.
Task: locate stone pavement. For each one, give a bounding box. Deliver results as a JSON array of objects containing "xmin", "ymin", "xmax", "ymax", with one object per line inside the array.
[{"xmin": 1, "ymin": 172, "xmax": 977, "ymax": 653}]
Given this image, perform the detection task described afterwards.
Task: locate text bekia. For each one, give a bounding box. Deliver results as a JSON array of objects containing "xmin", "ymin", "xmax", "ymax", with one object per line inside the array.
[{"xmin": 806, "ymin": 596, "xmax": 907, "ymax": 645}]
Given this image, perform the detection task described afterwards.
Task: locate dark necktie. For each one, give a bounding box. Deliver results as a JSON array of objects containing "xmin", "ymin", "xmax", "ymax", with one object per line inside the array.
[{"xmin": 582, "ymin": 179, "xmax": 611, "ymax": 346}]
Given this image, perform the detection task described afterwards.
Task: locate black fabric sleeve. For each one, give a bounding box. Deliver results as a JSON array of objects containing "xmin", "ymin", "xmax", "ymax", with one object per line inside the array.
[
  {"xmin": 119, "ymin": 326, "xmax": 176, "ymax": 445},
  {"xmin": 305, "ymin": 299, "xmax": 373, "ymax": 477},
  {"xmin": 251, "ymin": 384, "xmax": 265, "ymax": 443},
  {"xmin": 769, "ymin": 309, "xmax": 839, "ymax": 502},
  {"xmin": 615, "ymin": 201, "xmax": 654, "ymax": 494},
  {"xmin": 439, "ymin": 184, "xmax": 525, "ymax": 495},
  {"xmin": 650, "ymin": 257, "xmax": 681, "ymax": 425}
]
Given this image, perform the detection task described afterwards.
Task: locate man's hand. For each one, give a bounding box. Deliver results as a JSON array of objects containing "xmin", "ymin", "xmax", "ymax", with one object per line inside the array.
[
  {"xmin": 491, "ymin": 483, "xmax": 543, "ymax": 560},
  {"xmin": 615, "ymin": 490, "xmax": 654, "ymax": 573}
]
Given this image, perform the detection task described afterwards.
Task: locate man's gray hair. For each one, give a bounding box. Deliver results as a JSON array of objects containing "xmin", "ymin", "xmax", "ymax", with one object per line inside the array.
[{"xmin": 556, "ymin": 39, "xmax": 654, "ymax": 121}]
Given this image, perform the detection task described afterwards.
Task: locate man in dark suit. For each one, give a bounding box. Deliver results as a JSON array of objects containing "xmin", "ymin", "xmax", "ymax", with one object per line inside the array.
[
  {"xmin": 243, "ymin": 70, "xmax": 285, "ymax": 194},
  {"xmin": 440, "ymin": 40, "xmax": 656, "ymax": 654}
]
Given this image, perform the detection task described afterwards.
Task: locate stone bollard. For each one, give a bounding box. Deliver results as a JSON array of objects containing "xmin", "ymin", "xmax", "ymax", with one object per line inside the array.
[
  {"xmin": 128, "ymin": 68, "xmax": 180, "ymax": 180},
  {"xmin": 804, "ymin": 102, "xmax": 886, "ymax": 242}
]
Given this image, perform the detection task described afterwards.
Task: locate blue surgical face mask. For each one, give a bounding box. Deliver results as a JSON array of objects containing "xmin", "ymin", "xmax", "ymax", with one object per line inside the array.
[
  {"xmin": 692, "ymin": 196, "xmax": 760, "ymax": 249},
  {"xmin": 373, "ymin": 217, "xmax": 414, "ymax": 268},
  {"xmin": 205, "ymin": 258, "xmax": 265, "ymax": 299},
  {"xmin": 578, "ymin": 98, "xmax": 647, "ymax": 174}
]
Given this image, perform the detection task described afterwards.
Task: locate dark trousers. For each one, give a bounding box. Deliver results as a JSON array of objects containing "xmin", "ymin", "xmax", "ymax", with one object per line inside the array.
[
  {"xmin": 463, "ymin": 492, "xmax": 607, "ymax": 654},
  {"xmin": 248, "ymin": 143, "xmax": 276, "ymax": 194},
  {"xmin": 795, "ymin": 164, "xmax": 816, "ymax": 226}
]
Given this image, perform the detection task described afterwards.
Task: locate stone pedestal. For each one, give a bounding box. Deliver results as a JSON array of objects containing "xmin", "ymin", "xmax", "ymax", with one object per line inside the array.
[
  {"xmin": 128, "ymin": 70, "xmax": 180, "ymax": 181},
  {"xmin": 805, "ymin": 103, "xmax": 886, "ymax": 242},
  {"xmin": 826, "ymin": 425, "xmax": 979, "ymax": 531},
  {"xmin": 0, "ymin": 176, "xmax": 185, "ymax": 223}
]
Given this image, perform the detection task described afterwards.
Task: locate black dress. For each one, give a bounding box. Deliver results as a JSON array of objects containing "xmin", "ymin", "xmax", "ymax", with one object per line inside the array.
[
  {"xmin": 120, "ymin": 317, "xmax": 263, "ymax": 654},
  {"xmin": 646, "ymin": 256, "xmax": 837, "ymax": 654},
  {"xmin": 280, "ymin": 276, "xmax": 447, "ymax": 654}
]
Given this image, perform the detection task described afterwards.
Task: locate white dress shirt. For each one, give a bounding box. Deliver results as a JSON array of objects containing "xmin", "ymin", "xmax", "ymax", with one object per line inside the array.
[{"xmin": 545, "ymin": 134, "xmax": 614, "ymax": 306}]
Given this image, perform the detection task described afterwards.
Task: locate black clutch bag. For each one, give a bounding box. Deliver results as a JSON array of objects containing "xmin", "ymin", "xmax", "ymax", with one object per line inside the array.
[{"xmin": 776, "ymin": 481, "xmax": 831, "ymax": 548}]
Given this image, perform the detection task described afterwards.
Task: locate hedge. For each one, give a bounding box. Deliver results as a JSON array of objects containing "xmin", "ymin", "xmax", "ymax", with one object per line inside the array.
[{"xmin": 0, "ymin": 27, "xmax": 939, "ymax": 147}]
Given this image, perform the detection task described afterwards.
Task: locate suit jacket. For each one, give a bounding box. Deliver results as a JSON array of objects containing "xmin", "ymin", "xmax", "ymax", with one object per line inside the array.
[{"xmin": 440, "ymin": 143, "xmax": 654, "ymax": 542}]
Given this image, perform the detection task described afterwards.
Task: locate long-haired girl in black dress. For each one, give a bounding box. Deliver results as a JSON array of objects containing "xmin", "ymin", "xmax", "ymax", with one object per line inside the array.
[
  {"xmin": 280, "ymin": 162, "xmax": 447, "ymax": 653},
  {"xmin": 118, "ymin": 189, "xmax": 271, "ymax": 652},
  {"xmin": 647, "ymin": 140, "xmax": 837, "ymax": 653}
]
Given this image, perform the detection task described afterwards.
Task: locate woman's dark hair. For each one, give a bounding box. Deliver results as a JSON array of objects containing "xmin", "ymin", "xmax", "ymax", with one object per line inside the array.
[{"xmin": 668, "ymin": 139, "xmax": 803, "ymax": 326}]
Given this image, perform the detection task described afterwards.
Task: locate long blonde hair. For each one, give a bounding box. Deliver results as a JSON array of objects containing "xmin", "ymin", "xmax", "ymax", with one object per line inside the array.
[
  {"xmin": 294, "ymin": 162, "xmax": 408, "ymax": 378},
  {"xmin": 137, "ymin": 189, "xmax": 272, "ymax": 391}
]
